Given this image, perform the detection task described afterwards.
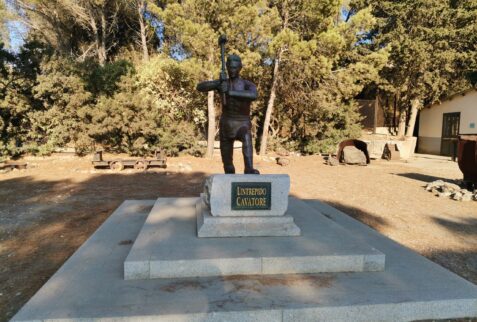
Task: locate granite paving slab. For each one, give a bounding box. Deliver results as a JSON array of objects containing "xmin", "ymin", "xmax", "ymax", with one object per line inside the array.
[{"xmin": 11, "ymin": 199, "xmax": 477, "ymax": 322}]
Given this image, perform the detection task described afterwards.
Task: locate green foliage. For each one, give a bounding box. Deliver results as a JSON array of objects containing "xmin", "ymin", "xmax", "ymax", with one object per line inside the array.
[
  {"xmin": 89, "ymin": 55, "xmax": 205, "ymax": 156},
  {"xmin": 157, "ymin": 122, "xmax": 205, "ymax": 157},
  {"xmin": 27, "ymin": 56, "xmax": 94, "ymax": 153},
  {"xmin": 82, "ymin": 60, "xmax": 134, "ymax": 96},
  {"xmin": 301, "ymin": 102, "xmax": 363, "ymax": 154},
  {"xmin": 0, "ymin": 40, "xmax": 46, "ymax": 156},
  {"xmin": 265, "ymin": 1, "xmax": 386, "ymax": 153},
  {"xmin": 0, "ymin": 0, "xmax": 475, "ymax": 158},
  {"xmin": 355, "ymin": 0, "xmax": 477, "ymax": 108}
]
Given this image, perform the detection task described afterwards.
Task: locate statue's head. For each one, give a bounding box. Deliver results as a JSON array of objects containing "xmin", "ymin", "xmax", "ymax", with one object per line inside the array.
[{"xmin": 226, "ymin": 54, "xmax": 242, "ymax": 79}]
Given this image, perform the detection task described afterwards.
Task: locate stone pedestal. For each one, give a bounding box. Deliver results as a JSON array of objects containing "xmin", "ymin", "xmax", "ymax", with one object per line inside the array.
[
  {"xmin": 197, "ymin": 197, "xmax": 300, "ymax": 237},
  {"xmin": 204, "ymin": 174, "xmax": 290, "ymax": 216},
  {"xmin": 198, "ymin": 174, "xmax": 301, "ymax": 237}
]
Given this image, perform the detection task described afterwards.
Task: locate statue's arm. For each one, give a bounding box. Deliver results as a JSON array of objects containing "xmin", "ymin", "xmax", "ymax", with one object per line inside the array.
[
  {"xmin": 196, "ymin": 80, "xmax": 220, "ymax": 92},
  {"xmin": 228, "ymin": 80, "xmax": 258, "ymax": 101}
]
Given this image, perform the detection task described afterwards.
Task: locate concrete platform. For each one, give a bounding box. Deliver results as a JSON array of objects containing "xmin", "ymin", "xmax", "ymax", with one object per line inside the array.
[
  {"xmin": 124, "ymin": 197, "xmax": 385, "ymax": 279},
  {"xmin": 12, "ymin": 199, "xmax": 477, "ymax": 322},
  {"xmin": 197, "ymin": 198, "xmax": 301, "ymax": 237}
]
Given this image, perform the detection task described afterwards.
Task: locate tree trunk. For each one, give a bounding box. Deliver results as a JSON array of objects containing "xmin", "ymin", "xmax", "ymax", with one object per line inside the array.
[
  {"xmin": 138, "ymin": 0, "xmax": 149, "ymax": 61},
  {"xmin": 259, "ymin": 4, "xmax": 288, "ymax": 156},
  {"xmin": 205, "ymin": 52, "xmax": 216, "ymax": 159},
  {"xmin": 392, "ymin": 94, "xmax": 397, "ymax": 129},
  {"xmin": 397, "ymin": 109, "xmax": 407, "ymax": 137},
  {"xmin": 373, "ymin": 95, "xmax": 379, "ymax": 134},
  {"xmin": 206, "ymin": 90, "xmax": 216, "ymax": 159},
  {"xmin": 406, "ymin": 98, "xmax": 420, "ymax": 137},
  {"xmin": 99, "ymin": 11, "xmax": 107, "ymax": 65},
  {"xmin": 89, "ymin": 16, "xmax": 104, "ymax": 65},
  {"xmin": 259, "ymin": 49, "xmax": 282, "ymax": 156}
]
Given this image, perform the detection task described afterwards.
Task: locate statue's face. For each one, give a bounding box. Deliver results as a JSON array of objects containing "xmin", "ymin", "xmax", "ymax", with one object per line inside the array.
[{"xmin": 227, "ymin": 60, "xmax": 242, "ymax": 79}]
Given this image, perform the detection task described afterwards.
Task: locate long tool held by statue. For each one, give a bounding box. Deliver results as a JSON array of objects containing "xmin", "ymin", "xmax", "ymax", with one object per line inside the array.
[{"xmin": 218, "ymin": 34, "xmax": 228, "ymax": 106}]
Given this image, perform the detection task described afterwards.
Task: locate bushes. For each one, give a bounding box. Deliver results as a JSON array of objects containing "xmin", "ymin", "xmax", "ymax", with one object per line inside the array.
[
  {"xmin": 29, "ymin": 57, "xmax": 94, "ymax": 153},
  {"xmin": 302, "ymin": 102, "xmax": 363, "ymax": 154},
  {"xmin": 0, "ymin": 43, "xmax": 209, "ymax": 158},
  {"xmin": 0, "ymin": 42, "xmax": 361, "ymax": 158},
  {"xmin": 82, "ymin": 60, "xmax": 133, "ymax": 96},
  {"xmin": 156, "ymin": 122, "xmax": 205, "ymax": 157},
  {"xmin": 89, "ymin": 56, "xmax": 205, "ymax": 156}
]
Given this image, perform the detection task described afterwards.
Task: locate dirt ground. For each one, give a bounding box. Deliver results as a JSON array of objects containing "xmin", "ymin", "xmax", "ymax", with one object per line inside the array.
[{"xmin": 1, "ymin": 151, "xmax": 476, "ymax": 321}]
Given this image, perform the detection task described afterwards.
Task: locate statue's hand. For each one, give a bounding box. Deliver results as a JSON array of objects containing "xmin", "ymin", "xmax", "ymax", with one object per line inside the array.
[{"xmin": 219, "ymin": 81, "xmax": 229, "ymax": 94}]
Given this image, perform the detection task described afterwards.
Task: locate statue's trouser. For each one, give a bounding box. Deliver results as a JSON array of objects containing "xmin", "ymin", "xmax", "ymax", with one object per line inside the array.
[{"xmin": 219, "ymin": 117, "xmax": 257, "ymax": 174}]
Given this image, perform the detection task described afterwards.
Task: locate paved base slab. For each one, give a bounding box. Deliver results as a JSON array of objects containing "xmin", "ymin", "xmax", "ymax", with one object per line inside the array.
[
  {"xmin": 124, "ymin": 197, "xmax": 384, "ymax": 279},
  {"xmin": 12, "ymin": 199, "xmax": 477, "ymax": 322},
  {"xmin": 197, "ymin": 198, "xmax": 301, "ymax": 237}
]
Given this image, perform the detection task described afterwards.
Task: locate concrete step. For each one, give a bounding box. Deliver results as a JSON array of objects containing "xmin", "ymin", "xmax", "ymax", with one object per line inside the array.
[{"xmin": 124, "ymin": 197, "xmax": 385, "ymax": 279}]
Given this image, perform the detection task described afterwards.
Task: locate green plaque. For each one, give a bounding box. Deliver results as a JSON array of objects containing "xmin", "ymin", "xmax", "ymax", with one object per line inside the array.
[{"xmin": 231, "ymin": 182, "xmax": 272, "ymax": 210}]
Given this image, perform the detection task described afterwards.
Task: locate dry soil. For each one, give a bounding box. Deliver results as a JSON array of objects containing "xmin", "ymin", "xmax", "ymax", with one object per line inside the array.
[{"xmin": 1, "ymin": 151, "xmax": 476, "ymax": 321}]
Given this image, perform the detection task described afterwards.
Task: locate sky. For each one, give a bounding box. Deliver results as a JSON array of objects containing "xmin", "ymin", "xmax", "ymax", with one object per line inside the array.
[
  {"xmin": 7, "ymin": 20, "xmax": 27, "ymax": 52},
  {"xmin": 3, "ymin": 0, "xmax": 28, "ymax": 52}
]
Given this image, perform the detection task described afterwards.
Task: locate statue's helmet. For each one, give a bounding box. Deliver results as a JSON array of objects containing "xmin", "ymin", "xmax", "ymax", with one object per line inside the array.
[{"xmin": 226, "ymin": 54, "xmax": 242, "ymax": 67}]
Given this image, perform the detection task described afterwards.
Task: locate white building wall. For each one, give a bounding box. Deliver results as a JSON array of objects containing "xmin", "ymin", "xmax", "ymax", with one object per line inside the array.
[{"xmin": 418, "ymin": 90, "xmax": 477, "ymax": 154}]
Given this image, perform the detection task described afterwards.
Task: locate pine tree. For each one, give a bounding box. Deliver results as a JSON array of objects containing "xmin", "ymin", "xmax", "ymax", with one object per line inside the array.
[
  {"xmin": 259, "ymin": 0, "xmax": 388, "ymax": 154},
  {"xmin": 355, "ymin": 0, "xmax": 477, "ymax": 137}
]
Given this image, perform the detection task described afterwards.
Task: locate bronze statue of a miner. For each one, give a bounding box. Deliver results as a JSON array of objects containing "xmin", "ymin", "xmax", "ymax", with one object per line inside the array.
[{"xmin": 197, "ymin": 35, "xmax": 260, "ymax": 174}]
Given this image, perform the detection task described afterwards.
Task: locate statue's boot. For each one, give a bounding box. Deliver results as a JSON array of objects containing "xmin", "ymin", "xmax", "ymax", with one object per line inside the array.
[
  {"xmin": 224, "ymin": 164, "xmax": 236, "ymax": 174},
  {"xmin": 241, "ymin": 131, "xmax": 259, "ymax": 174},
  {"xmin": 244, "ymin": 155, "xmax": 260, "ymax": 174},
  {"xmin": 245, "ymin": 168, "xmax": 260, "ymax": 174}
]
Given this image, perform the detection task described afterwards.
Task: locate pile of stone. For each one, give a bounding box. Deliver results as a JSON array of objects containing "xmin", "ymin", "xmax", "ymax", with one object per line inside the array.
[{"xmin": 425, "ymin": 180, "xmax": 477, "ymax": 202}]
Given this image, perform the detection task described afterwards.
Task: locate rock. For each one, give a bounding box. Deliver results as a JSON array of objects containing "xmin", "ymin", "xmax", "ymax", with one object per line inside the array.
[
  {"xmin": 452, "ymin": 192, "xmax": 463, "ymax": 201},
  {"xmin": 443, "ymin": 182, "xmax": 461, "ymax": 192},
  {"xmin": 342, "ymin": 146, "xmax": 367, "ymax": 165},
  {"xmin": 424, "ymin": 180, "xmax": 477, "ymax": 202},
  {"xmin": 276, "ymin": 157, "xmax": 290, "ymax": 166},
  {"xmin": 426, "ymin": 180, "xmax": 445, "ymax": 191},
  {"xmin": 327, "ymin": 157, "xmax": 340, "ymax": 166}
]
